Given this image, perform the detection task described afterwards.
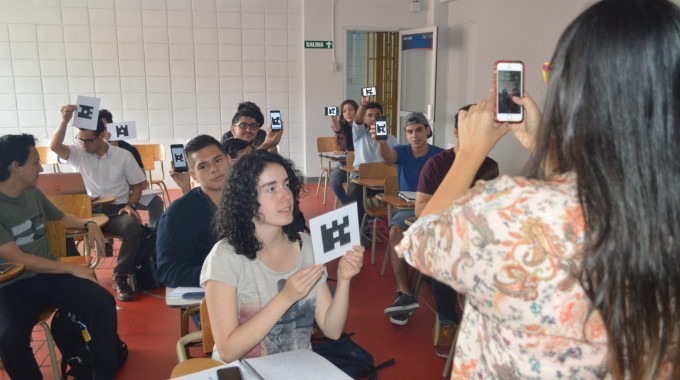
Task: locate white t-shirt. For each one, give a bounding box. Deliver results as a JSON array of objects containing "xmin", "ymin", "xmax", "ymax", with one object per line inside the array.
[
  {"xmin": 65, "ymin": 143, "xmax": 147, "ymax": 205},
  {"xmin": 200, "ymin": 233, "xmax": 327, "ymax": 359},
  {"xmin": 352, "ymin": 121, "xmax": 397, "ymax": 170}
]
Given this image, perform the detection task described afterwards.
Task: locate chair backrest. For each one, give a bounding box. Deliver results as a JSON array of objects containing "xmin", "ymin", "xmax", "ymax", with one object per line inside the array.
[
  {"xmin": 316, "ymin": 137, "xmax": 337, "ymax": 153},
  {"xmin": 384, "ymin": 175, "xmax": 399, "ymax": 197},
  {"xmin": 346, "ymin": 151, "xmax": 355, "ymax": 167},
  {"xmin": 36, "ymin": 146, "xmax": 60, "ymax": 171},
  {"xmin": 357, "ymin": 162, "xmax": 397, "ymax": 181},
  {"xmin": 45, "ymin": 220, "xmax": 67, "ymax": 258},
  {"xmin": 133, "ymin": 144, "xmax": 161, "ymax": 172},
  {"xmin": 48, "ymin": 193, "xmax": 93, "ymax": 219},
  {"xmin": 200, "ymin": 298, "xmax": 214, "ymax": 355},
  {"xmin": 37, "ymin": 173, "xmax": 87, "ymax": 196}
]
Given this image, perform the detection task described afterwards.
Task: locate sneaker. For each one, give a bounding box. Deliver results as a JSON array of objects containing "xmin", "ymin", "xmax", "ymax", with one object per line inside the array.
[
  {"xmin": 112, "ymin": 273, "xmax": 134, "ymax": 301},
  {"xmin": 389, "ymin": 312, "xmax": 409, "ymax": 326},
  {"xmin": 434, "ymin": 322, "xmax": 457, "ymax": 358},
  {"xmin": 104, "ymin": 239, "xmax": 114, "ymax": 257},
  {"xmin": 384, "ymin": 292, "xmax": 420, "ymax": 316}
]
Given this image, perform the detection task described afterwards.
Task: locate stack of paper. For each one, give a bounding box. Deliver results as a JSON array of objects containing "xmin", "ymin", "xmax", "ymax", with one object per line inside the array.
[{"xmin": 398, "ymin": 191, "xmax": 417, "ymax": 202}]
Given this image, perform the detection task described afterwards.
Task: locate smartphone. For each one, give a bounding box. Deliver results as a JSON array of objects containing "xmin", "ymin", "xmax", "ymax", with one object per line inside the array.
[
  {"xmin": 375, "ymin": 116, "xmax": 388, "ymax": 141},
  {"xmin": 216, "ymin": 367, "xmax": 243, "ymax": 380},
  {"xmin": 361, "ymin": 86, "xmax": 377, "ymax": 97},
  {"xmin": 494, "ymin": 60, "xmax": 524, "ymax": 123},
  {"xmin": 0, "ymin": 263, "xmax": 16, "ymax": 275},
  {"xmin": 170, "ymin": 144, "xmax": 188, "ymax": 173},
  {"xmin": 270, "ymin": 110, "xmax": 283, "ymax": 131},
  {"xmin": 324, "ymin": 106, "xmax": 338, "ymax": 116}
]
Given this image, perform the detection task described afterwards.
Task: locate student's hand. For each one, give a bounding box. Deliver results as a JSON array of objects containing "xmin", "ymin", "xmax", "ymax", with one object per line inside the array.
[
  {"xmin": 70, "ymin": 264, "xmax": 98, "ymax": 283},
  {"xmin": 457, "ymin": 90, "xmax": 510, "ymax": 158},
  {"xmin": 369, "ymin": 123, "xmax": 377, "ymax": 141},
  {"xmin": 261, "ymin": 124, "xmax": 283, "ymax": 150},
  {"xmin": 338, "ymin": 245, "xmax": 364, "ymax": 281},
  {"xmin": 361, "ymin": 95, "xmax": 370, "ymax": 106},
  {"xmin": 508, "ymin": 92, "xmax": 542, "ymax": 154},
  {"xmin": 60, "ymin": 105, "xmax": 77, "ymax": 124},
  {"xmin": 119, "ymin": 204, "xmax": 141, "ymax": 221},
  {"xmin": 170, "ymin": 165, "xmax": 192, "ymax": 194},
  {"xmin": 85, "ymin": 223, "xmax": 105, "ymax": 256},
  {"xmin": 280, "ymin": 264, "xmax": 324, "ymax": 304}
]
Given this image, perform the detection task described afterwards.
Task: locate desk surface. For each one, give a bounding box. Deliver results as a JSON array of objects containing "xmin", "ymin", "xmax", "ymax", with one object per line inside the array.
[
  {"xmin": 0, "ymin": 262, "xmax": 25, "ymax": 282},
  {"xmin": 166, "ymin": 287, "xmax": 203, "ymax": 308},
  {"xmin": 319, "ymin": 151, "xmax": 347, "ymax": 160},
  {"xmin": 376, "ymin": 194, "xmax": 415, "ymax": 209},
  {"xmin": 339, "ymin": 164, "xmax": 358, "ymax": 173},
  {"xmin": 91, "ymin": 195, "xmax": 115, "ymax": 205}
]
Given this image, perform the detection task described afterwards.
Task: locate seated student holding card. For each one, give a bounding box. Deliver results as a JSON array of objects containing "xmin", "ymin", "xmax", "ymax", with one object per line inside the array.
[{"xmin": 200, "ymin": 151, "xmax": 364, "ymax": 362}]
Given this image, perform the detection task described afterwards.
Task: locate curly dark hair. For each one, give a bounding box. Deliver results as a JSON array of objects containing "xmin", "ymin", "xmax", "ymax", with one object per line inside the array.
[{"xmin": 215, "ymin": 150, "xmax": 308, "ymax": 259}]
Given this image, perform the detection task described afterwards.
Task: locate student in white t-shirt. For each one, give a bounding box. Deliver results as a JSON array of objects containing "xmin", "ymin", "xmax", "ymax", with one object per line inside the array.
[{"xmin": 200, "ymin": 151, "xmax": 364, "ymax": 363}]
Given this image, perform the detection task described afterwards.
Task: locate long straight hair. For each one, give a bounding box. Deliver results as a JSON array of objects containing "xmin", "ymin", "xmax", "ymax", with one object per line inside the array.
[{"xmin": 526, "ymin": 0, "xmax": 680, "ymax": 377}]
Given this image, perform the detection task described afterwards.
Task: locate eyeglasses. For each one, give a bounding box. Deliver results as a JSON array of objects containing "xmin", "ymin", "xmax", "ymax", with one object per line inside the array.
[
  {"xmin": 233, "ymin": 122, "xmax": 260, "ymax": 131},
  {"xmin": 76, "ymin": 137, "xmax": 98, "ymax": 144}
]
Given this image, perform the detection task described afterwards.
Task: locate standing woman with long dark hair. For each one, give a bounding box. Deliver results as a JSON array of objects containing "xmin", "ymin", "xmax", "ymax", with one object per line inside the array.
[
  {"xmin": 200, "ymin": 151, "xmax": 364, "ymax": 363},
  {"xmin": 396, "ymin": 0, "xmax": 680, "ymax": 378}
]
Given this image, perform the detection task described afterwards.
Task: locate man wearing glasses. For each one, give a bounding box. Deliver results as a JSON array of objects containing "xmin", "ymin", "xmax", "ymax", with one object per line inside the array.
[
  {"xmin": 220, "ymin": 101, "xmax": 282, "ymax": 154},
  {"xmin": 50, "ymin": 105, "xmax": 147, "ymax": 302}
]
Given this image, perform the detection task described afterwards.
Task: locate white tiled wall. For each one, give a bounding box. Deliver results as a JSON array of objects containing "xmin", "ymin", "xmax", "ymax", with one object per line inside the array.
[{"xmin": 0, "ymin": 0, "xmax": 304, "ymax": 170}]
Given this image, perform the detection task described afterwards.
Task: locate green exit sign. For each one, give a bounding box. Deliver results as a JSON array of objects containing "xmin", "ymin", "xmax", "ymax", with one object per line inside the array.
[{"xmin": 305, "ymin": 40, "xmax": 333, "ymax": 49}]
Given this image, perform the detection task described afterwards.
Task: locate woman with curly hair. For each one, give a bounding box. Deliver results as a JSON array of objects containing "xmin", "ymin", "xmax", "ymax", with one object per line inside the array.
[
  {"xmin": 200, "ymin": 150, "xmax": 364, "ymax": 362},
  {"xmin": 396, "ymin": 0, "xmax": 680, "ymax": 378}
]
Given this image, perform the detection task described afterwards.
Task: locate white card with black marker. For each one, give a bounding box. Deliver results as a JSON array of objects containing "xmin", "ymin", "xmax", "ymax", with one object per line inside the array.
[
  {"xmin": 309, "ymin": 202, "xmax": 360, "ymax": 265},
  {"xmin": 106, "ymin": 121, "xmax": 137, "ymax": 141},
  {"xmin": 73, "ymin": 95, "xmax": 101, "ymax": 130}
]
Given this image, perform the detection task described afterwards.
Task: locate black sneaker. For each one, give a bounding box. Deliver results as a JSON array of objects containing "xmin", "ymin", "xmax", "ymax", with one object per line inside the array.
[
  {"xmin": 104, "ymin": 239, "xmax": 114, "ymax": 257},
  {"xmin": 112, "ymin": 273, "xmax": 134, "ymax": 301},
  {"xmin": 390, "ymin": 312, "xmax": 409, "ymax": 326},
  {"xmin": 384, "ymin": 291, "xmax": 419, "ymax": 316}
]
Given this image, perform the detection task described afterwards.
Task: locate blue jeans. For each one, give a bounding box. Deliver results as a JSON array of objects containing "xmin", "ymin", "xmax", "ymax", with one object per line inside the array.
[
  {"xmin": 330, "ymin": 164, "xmax": 349, "ymax": 205},
  {"xmin": 0, "ymin": 274, "xmax": 119, "ymax": 379},
  {"xmin": 432, "ymin": 279, "xmax": 460, "ymax": 324}
]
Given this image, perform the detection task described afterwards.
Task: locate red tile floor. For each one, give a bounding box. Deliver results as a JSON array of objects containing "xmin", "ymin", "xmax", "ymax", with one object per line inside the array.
[{"xmin": 1, "ymin": 184, "xmax": 451, "ymax": 379}]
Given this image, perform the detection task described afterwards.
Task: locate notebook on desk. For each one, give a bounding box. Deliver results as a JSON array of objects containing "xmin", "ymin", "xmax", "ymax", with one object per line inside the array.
[
  {"xmin": 173, "ymin": 349, "xmax": 351, "ymax": 380},
  {"xmin": 36, "ymin": 172, "xmax": 87, "ymax": 196},
  {"xmin": 398, "ymin": 191, "xmax": 416, "ymax": 202}
]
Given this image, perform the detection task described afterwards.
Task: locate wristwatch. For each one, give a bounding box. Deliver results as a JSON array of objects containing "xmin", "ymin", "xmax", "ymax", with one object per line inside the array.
[{"xmin": 83, "ymin": 219, "xmax": 96, "ymax": 229}]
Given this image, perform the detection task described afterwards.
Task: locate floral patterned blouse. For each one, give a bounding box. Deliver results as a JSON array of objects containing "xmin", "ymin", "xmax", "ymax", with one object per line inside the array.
[{"xmin": 397, "ymin": 173, "xmax": 612, "ymax": 379}]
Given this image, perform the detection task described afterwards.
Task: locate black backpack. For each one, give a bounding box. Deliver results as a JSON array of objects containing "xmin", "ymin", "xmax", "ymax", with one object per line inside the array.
[
  {"xmin": 133, "ymin": 225, "xmax": 162, "ymax": 291},
  {"xmin": 51, "ymin": 310, "xmax": 128, "ymax": 379},
  {"xmin": 311, "ymin": 332, "xmax": 395, "ymax": 380}
]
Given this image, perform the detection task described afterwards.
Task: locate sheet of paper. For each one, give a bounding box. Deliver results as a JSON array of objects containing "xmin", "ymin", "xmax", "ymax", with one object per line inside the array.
[
  {"xmin": 139, "ymin": 188, "xmax": 162, "ymax": 206},
  {"xmin": 106, "ymin": 121, "xmax": 137, "ymax": 140},
  {"xmin": 245, "ymin": 349, "xmax": 351, "ymax": 380},
  {"xmin": 168, "ymin": 287, "xmax": 204, "ymax": 297},
  {"xmin": 73, "ymin": 95, "xmax": 101, "ymax": 130},
  {"xmin": 309, "ymin": 203, "xmax": 360, "ymax": 265}
]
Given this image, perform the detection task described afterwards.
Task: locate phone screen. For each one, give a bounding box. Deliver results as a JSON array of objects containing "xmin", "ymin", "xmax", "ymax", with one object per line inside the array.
[
  {"xmin": 270, "ymin": 110, "xmax": 282, "ymax": 131},
  {"xmin": 216, "ymin": 367, "xmax": 243, "ymax": 380},
  {"xmin": 170, "ymin": 144, "xmax": 188, "ymax": 172},
  {"xmin": 495, "ymin": 61, "xmax": 524, "ymax": 123},
  {"xmin": 324, "ymin": 106, "xmax": 338, "ymax": 116},
  {"xmin": 375, "ymin": 116, "xmax": 388, "ymax": 141},
  {"xmin": 361, "ymin": 86, "xmax": 377, "ymax": 97}
]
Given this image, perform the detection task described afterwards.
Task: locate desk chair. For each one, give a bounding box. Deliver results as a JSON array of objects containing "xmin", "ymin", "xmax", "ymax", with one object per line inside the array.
[
  {"xmin": 172, "ymin": 299, "xmax": 222, "ymax": 378},
  {"xmin": 36, "ymin": 146, "xmax": 61, "ymax": 173},
  {"xmin": 334, "ymin": 151, "xmax": 354, "ymax": 209},
  {"xmin": 357, "ymin": 162, "xmax": 396, "ymax": 264},
  {"xmin": 38, "ymin": 220, "xmax": 103, "ymax": 380},
  {"xmin": 316, "ymin": 137, "xmax": 337, "ymax": 205},
  {"xmin": 134, "ymin": 144, "xmax": 171, "ymax": 207},
  {"xmin": 442, "ymin": 296, "xmax": 466, "ymax": 378}
]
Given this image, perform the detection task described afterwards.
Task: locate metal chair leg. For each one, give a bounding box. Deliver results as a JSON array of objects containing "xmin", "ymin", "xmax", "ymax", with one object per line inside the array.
[{"xmin": 41, "ymin": 321, "xmax": 62, "ymax": 380}]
